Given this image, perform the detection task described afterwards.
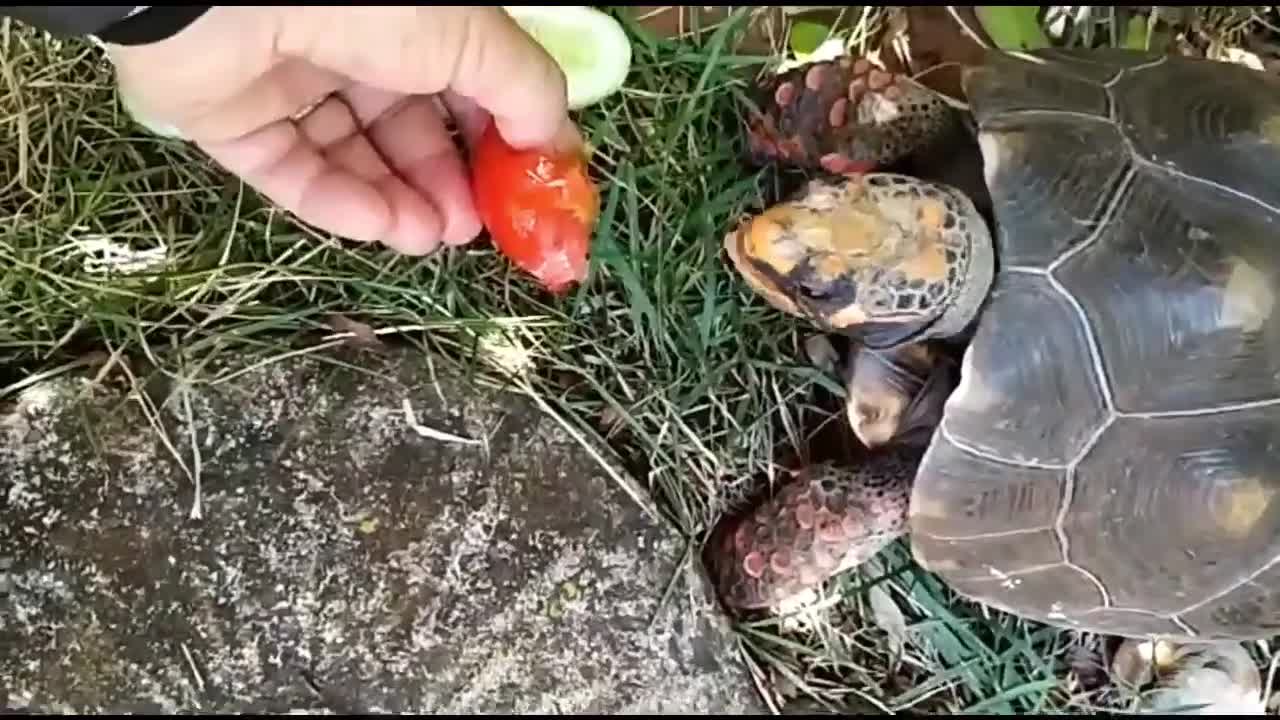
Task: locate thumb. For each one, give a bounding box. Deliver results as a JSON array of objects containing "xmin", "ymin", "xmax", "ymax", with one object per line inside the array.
[{"xmin": 283, "ymin": 6, "xmax": 571, "ymax": 150}]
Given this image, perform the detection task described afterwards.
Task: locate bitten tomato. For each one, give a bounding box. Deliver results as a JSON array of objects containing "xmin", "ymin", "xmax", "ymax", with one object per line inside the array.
[{"xmin": 470, "ymin": 120, "xmax": 600, "ymax": 293}]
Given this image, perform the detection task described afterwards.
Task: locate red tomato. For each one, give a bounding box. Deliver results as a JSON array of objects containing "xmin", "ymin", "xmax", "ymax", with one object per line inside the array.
[{"xmin": 470, "ymin": 120, "xmax": 600, "ymax": 293}]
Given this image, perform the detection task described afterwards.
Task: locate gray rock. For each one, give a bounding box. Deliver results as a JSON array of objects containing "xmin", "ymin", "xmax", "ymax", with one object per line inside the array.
[{"xmin": 0, "ymin": 346, "xmax": 765, "ymax": 714}]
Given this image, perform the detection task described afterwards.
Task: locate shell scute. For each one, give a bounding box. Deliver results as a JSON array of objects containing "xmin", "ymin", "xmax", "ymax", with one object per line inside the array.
[
  {"xmin": 1111, "ymin": 54, "xmax": 1280, "ymax": 213},
  {"xmin": 929, "ymin": 271, "xmax": 1109, "ymax": 466},
  {"xmin": 1053, "ymin": 169, "xmax": 1280, "ymax": 414},
  {"xmin": 911, "ymin": 48, "xmax": 1280, "ymax": 639}
]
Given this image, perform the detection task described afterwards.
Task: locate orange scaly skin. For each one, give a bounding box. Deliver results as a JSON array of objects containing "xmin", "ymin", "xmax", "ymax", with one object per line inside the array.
[
  {"xmin": 716, "ymin": 57, "xmax": 968, "ymax": 612},
  {"xmin": 712, "ymin": 447, "xmax": 919, "ymax": 610},
  {"xmin": 470, "ymin": 121, "xmax": 601, "ymax": 293},
  {"xmin": 745, "ymin": 57, "xmax": 953, "ymax": 175}
]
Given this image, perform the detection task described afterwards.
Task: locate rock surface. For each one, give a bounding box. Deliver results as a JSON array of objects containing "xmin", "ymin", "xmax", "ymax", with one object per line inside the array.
[{"xmin": 0, "ymin": 346, "xmax": 765, "ymax": 714}]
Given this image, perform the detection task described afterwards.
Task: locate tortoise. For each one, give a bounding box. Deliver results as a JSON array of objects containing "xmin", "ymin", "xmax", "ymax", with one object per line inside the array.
[{"xmin": 712, "ymin": 45, "xmax": 1280, "ymax": 642}]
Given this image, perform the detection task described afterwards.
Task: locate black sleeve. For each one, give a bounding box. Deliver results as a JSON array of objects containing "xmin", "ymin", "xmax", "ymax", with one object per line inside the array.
[{"xmin": 0, "ymin": 5, "xmax": 212, "ymax": 46}]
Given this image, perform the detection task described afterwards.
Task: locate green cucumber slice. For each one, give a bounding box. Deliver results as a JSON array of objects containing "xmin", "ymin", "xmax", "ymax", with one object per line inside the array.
[{"xmin": 503, "ymin": 5, "xmax": 633, "ymax": 110}]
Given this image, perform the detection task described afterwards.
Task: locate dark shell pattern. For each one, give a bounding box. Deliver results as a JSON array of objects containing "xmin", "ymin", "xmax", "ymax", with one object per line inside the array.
[{"xmin": 911, "ymin": 49, "xmax": 1280, "ymax": 641}]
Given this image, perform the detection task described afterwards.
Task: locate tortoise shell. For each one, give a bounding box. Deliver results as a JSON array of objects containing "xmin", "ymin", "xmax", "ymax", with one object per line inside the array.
[{"xmin": 910, "ymin": 48, "xmax": 1280, "ymax": 640}]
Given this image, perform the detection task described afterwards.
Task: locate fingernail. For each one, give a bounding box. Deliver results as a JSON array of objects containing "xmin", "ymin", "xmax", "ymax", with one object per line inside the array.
[{"xmin": 444, "ymin": 214, "xmax": 483, "ymax": 247}]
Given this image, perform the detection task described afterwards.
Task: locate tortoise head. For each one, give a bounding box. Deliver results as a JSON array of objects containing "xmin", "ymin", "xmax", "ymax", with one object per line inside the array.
[{"xmin": 724, "ymin": 173, "xmax": 996, "ymax": 349}]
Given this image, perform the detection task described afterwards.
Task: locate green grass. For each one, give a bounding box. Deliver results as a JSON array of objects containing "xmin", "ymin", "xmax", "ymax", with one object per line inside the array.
[{"xmin": 3, "ymin": 5, "xmax": 1280, "ymax": 715}]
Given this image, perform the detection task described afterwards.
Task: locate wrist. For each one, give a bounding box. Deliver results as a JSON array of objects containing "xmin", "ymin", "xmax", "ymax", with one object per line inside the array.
[{"xmin": 94, "ymin": 6, "xmax": 212, "ymax": 47}]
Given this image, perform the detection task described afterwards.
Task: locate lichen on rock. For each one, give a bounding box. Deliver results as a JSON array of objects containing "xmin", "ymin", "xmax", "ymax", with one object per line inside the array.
[{"xmin": 0, "ymin": 347, "xmax": 764, "ymax": 714}]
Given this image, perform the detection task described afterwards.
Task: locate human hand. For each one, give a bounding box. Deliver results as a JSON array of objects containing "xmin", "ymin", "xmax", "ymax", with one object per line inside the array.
[{"xmin": 106, "ymin": 6, "xmax": 580, "ymax": 256}]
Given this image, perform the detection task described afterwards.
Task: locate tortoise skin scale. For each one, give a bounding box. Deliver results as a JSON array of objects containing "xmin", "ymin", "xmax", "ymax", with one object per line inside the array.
[
  {"xmin": 718, "ymin": 47, "xmax": 1280, "ymax": 641},
  {"xmin": 713, "ymin": 446, "xmax": 921, "ymax": 610},
  {"xmin": 745, "ymin": 55, "xmax": 957, "ymax": 174}
]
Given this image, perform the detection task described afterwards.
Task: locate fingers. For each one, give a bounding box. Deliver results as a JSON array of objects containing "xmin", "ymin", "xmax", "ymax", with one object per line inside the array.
[
  {"xmin": 283, "ymin": 6, "xmax": 570, "ymax": 150},
  {"xmin": 183, "ymin": 58, "xmax": 349, "ymax": 145},
  {"xmin": 197, "ymin": 96, "xmax": 447, "ymax": 255},
  {"xmin": 440, "ymin": 90, "xmax": 490, "ymax": 148},
  {"xmin": 344, "ymin": 85, "xmax": 482, "ymax": 247},
  {"xmin": 439, "ymin": 7, "xmax": 571, "ymax": 150}
]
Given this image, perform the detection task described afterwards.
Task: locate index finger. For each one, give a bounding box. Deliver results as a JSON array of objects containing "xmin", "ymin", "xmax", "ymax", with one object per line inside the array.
[
  {"xmin": 440, "ymin": 7, "xmax": 572, "ymax": 150},
  {"xmin": 284, "ymin": 7, "xmax": 576, "ymax": 149},
  {"xmin": 441, "ymin": 89, "xmax": 584, "ymax": 159},
  {"xmin": 289, "ymin": 6, "xmax": 571, "ymax": 151}
]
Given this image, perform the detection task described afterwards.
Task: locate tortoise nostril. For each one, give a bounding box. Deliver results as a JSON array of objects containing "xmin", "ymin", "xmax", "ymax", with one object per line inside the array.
[{"xmin": 858, "ymin": 403, "xmax": 881, "ymax": 423}]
